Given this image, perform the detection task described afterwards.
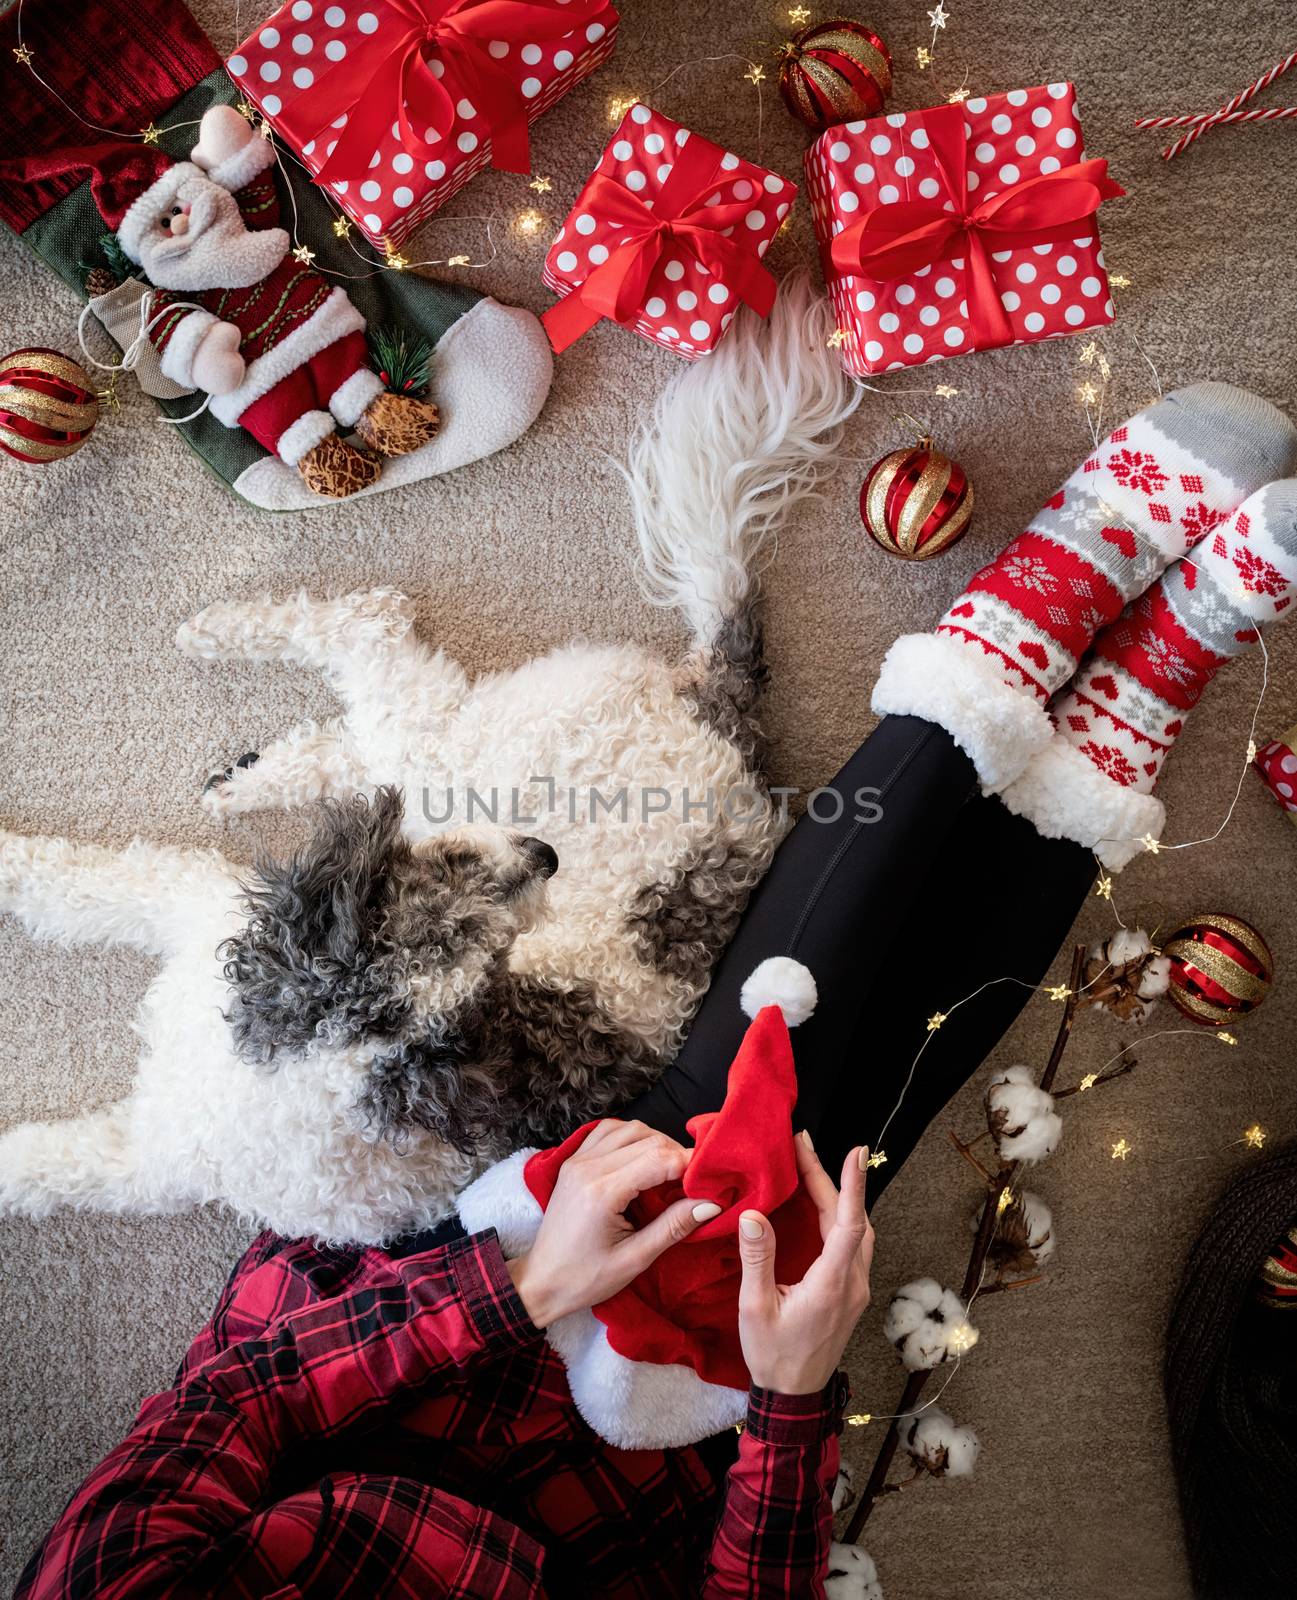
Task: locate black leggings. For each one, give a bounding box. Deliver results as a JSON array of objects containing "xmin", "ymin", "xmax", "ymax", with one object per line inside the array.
[
  {"xmin": 395, "ymin": 713, "xmax": 1094, "ymax": 1261},
  {"xmin": 626, "ymin": 715, "xmax": 1095, "ymax": 1199}
]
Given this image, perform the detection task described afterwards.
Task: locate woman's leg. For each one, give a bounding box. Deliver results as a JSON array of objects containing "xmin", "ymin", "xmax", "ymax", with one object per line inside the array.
[{"xmin": 626, "ymin": 715, "xmax": 1095, "ymax": 1193}]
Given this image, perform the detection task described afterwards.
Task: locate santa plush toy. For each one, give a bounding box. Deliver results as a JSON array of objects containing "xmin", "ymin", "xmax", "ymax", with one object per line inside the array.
[{"xmin": 98, "ymin": 106, "xmax": 438, "ymax": 498}]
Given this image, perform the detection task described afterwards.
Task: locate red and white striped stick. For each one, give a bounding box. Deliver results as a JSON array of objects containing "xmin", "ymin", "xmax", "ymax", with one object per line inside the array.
[{"xmin": 1135, "ymin": 48, "xmax": 1297, "ymax": 159}]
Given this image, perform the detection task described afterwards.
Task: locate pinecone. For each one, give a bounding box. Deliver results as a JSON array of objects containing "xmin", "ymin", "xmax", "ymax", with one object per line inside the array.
[{"xmin": 84, "ymin": 266, "xmax": 118, "ymax": 299}]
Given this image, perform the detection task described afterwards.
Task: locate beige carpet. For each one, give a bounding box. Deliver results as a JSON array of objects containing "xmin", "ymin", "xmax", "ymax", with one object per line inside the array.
[{"xmin": 3, "ymin": 0, "xmax": 1296, "ymax": 1591}]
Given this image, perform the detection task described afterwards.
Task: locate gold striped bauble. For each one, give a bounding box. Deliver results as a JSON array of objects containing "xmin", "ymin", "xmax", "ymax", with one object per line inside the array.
[
  {"xmin": 1256, "ymin": 1223, "xmax": 1297, "ymax": 1310},
  {"xmin": 778, "ymin": 19, "xmax": 892, "ymax": 132},
  {"xmin": 1163, "ymin": 912, "xmax": 1274, "ymax": 1026},
  {"xmin": 0, "ymin": 348, "xmax": 99, "ymax": 464},
  {"xmin": 860, "ymin": 437, "xmax": 974, "ymax": 560}
]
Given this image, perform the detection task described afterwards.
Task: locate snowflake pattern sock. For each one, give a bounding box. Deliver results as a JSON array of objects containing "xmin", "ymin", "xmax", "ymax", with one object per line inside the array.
[
  {"xmin": 1001, "ymin": 479, "xmax": 1297, "ymax": 869},
  {"xmin": 872, "ymin": 383, "xmax": 1297, "ymax": 788}
]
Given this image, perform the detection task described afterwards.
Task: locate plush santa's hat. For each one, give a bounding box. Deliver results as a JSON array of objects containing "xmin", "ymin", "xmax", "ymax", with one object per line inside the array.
[{"xmin": 458, "ymin": 956, "xmax": 824, "ymax": 1449}]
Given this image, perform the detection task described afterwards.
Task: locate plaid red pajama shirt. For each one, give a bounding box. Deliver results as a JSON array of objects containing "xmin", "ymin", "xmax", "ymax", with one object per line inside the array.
[{"xmin": 15, "ymin": 1229, "xmax": 845, "ymax": 1598}]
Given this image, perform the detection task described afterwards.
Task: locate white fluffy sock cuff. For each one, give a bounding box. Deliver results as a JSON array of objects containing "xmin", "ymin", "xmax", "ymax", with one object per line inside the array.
[
  {"xmin": 872, "ymin": 632, "xmax": 1056, "ymax": 790},
  {"xmin": 330, "ymin": 368, "xmax": 386, "ymax": 428},
  {"xmin": 277, "ymin": 409, "xmax": 337, "ymax": 466},
  {"xmin": 997, "ymin": 732, "xmax": 1166, "ymax": 871}
]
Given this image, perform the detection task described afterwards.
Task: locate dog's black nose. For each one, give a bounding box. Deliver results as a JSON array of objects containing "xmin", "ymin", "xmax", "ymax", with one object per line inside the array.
[{"xmin": 519, "ymin": 837, "xmax": 559, "ymax": 878}]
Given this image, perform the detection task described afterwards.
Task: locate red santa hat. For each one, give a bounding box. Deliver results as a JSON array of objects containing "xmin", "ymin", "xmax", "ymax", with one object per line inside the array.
[
  {"xmin": 0, "ymin": 139, "xmax": 193, "ymax": 265},
  {"xmin": 457, "ymin": 956, "xmax": 823, "ymax": 1449}
]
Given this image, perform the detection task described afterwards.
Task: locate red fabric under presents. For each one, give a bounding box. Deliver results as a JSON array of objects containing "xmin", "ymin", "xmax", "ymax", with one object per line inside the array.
[{"xmin": 524, "ymin": 1005, "xmax": 822, "ymax": 1392}]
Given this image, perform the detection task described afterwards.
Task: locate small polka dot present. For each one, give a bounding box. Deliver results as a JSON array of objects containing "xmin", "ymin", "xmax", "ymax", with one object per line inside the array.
[
  {"xmin": 1253, "ymin": 723, "xmax": 1297, "ymax": 824},
  {"xmin": 226, "ymin": 0, "xmax": 620, "ymax": 249},
  {"xmin": 541, "ymin": 104, "xmax": 796, "ymax": 357},
  {"xmin": 804, "ymin": 84, "xmax": 1124, "ymax": 376}
]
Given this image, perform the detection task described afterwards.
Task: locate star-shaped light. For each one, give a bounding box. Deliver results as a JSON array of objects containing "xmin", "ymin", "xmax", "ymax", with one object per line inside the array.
[
  {"xmin": 1217, "ymin": 1031, "xmax": 1238, "ymax": 1046},
  {"xmin": 13, "ymin": 42, "xmax": 33, "ymax": 65},
  {"xmin": 1109, "ymin": 273, "xmax": 1131, "ymax": 288},
  {"xmin": 447, "ymin": 253, "xmax": 471, "ymax": 266},
  {"xmin": 1097, "ymin": 353, "xmax": 1112, "ymax": 379},
  {"xmin": 516, "ymin": 207, "xmax": 544, "ymax": 234},
  {"xmin": 292, "ymin": 244, "xmax": 316, "ymax": 265},
  {"xmin": 788, "ymin": 4, "xmax": 811, "ymax": 22},
  {"xmin": 236, "ymin": 100, "xmax": 258, "ymax": 122},
  {"xmin": 1141, "ymin": 833, "xmax": 1161, "ymax": 854},
  {"xmin": 927, "ymin": 1011, "xmax": 948, "ymax": 1032},
  {"xmin": 846, "ymin": 1412, "xmax": 873, "ymax": 1426},
  {"xmin": 826, "ymin": 328, "xmax": 849, "ymax": 348},
  {"xmin": 744, "ymin": 63, "xmax": 767, "ymax": 86},
  {"xmin": 1243, "ymin": 1123, "xmax": 1267, "ymax": 1149},
  {"xmin": 1079, "ymin": 1072, "xmax": 1098, "ymax": 1091},
  {"xmin": 916, "ymin": 45, "xmax": 932, "ymax": 69},
  {"xmin": 1110, "ymin": 1137, "xmax": 1133, "ymax": 1161},
  {"xmin": 528, "ymin": 174, "xmax": 553, "ymax": 193},
  {"xmin": 934, "ymin": 383, "xmax": 959, "ymax": 397},
  {"xmin": 996, "ymin": 1188, "xmax": 1013, "ymax": 1215},
  {"xmin": 608, "ymin": 94, "xmax": 640, "ymax": 121},
  {"xmin": 947, "ymin": 1321, "xmax": 977, "ymax": 1354},
  {"xmin": 947, "ymin": 85, "xmax": 969, "ymax": 103},
  {"xmin": 386, "ymin": 250, "xmax": 410, "ymax": 271},
  {"xmin": 1077, "ymin": 380, "xmax": 1099, "ymax": 406},
  {"xmin": 1078, "ymin": 340, "xmax": 1098, "ymax": 365},
  {"xmin": 866, "ymin": 1150, "xmax": 888, "ymax": 1169},
  {"xmin": 1247, "ymin": 739, "xmax": 1258, "ymax": 763},
  {"xmin": 332, "ymin": 216, "xmax": 352, "ymax": 238},
  {"xmin": 928, "ymin": 3, "xmax": 950, "ymax": 28},
  {"xmin": 1047, "ymin": 984, "xmax": 1073, "ymax": 1002},
  {"xmin": 141, "ymin": 122, "xmax": 162, "ymax": 146},
  {"xmin": 259, "ymin": 119, "xmax": 274, "ymax": 139},
  {"xmin": 1094, "ymin": 873, "xmax": 1113, "ymax": 901}
]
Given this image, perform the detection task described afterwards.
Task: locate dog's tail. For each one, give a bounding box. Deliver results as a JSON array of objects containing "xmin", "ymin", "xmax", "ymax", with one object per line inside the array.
[{"xmin": 620, "ymin": 269, "xmax": 860, "ymax": 649}]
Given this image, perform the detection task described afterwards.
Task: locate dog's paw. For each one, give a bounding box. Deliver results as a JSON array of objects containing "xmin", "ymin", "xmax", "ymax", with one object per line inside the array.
[
  {"xmin": 826, "ymin": 1542, "xmax": 883, "ymax": 1600},
  {"xmin": 202, "ymin": 752, "xmax": 259, "ymax": 808}
]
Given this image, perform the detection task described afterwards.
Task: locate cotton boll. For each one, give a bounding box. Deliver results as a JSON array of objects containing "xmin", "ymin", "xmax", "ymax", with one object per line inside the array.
[
  {"xmin": 1085, "ymin": 927, "xmax": 1168, "ymax": 1020},
  {"xmin": 1106, "ymin": 927, "xmax": 1152, "ymax": 965},
  {"xmin": 1138, "ymin": 952, "xmax": 1172, "ymax": 999},
  {"xmin": 885, "ymin": 1280, "xmax": 979, "ymax": 1370},
  {"xmin": 902, "ymin": 1406, "xmax": 982, "ymax": 1477},
  {"xmin": 985, "ymin": 1065, "xmax": 1062, "ymax": 1164},
  {"xmin": 826, "ymin": 1542, "xmax": 884, "ymax": 1600},
  {"xmin": 979, "ymin": 1188, "xmax": 1056, "ymax": 1273}
]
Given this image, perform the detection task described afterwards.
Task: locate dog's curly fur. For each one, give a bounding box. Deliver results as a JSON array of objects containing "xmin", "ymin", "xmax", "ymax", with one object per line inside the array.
[{"xmin": 0, "ymin": 278, "xmax": 860, "ymax": 1243}]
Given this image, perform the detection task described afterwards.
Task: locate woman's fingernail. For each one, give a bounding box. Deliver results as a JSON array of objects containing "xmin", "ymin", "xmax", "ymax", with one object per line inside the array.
[
  {"xmin": 799, "ymin": 1129, "xmax": 814, "ymax": 1150},
  {"xmin": 858, "ymin": 1146, "xmax": 870, "ymax": 1171},
  {"xmin": 740, "ymin": 1212, "xmax": 764, "ymax": 1239},
  {"xmin": 692, "ymin": 1201, "xmax": 722, "ymax": 1222}
]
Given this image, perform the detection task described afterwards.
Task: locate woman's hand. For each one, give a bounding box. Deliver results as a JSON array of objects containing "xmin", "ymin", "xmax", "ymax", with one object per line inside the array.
[
  {"xmin": 507, "ymin": 1119, "xmax": 722, "ymax": 1329},
  {"xmin": 737, "ymin": 1135, "xmax": 875, "ymax": 1395}
]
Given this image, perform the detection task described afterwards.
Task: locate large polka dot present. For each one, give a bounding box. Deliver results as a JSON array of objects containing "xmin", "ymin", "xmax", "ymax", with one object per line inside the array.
[
  {"xmin": 1253, "ymin": 723, "xmax": 1297, "ymax": 825},
  {"xmin": 227, "ymin": 0, "xmax": 620, "ymax": 249},
  {"xmin": 541, "ymin": 104, "xmax": 796, "ymax": 358},
  {"xmin": 804, "ymin": 84, "xmax": 1124, "ymax": 376}
]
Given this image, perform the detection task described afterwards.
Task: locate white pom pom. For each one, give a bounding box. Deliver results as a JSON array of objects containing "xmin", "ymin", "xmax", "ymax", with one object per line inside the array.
[{"xmin": 740, "ymin": 957, "xmax": 818, "ymax": 1025}]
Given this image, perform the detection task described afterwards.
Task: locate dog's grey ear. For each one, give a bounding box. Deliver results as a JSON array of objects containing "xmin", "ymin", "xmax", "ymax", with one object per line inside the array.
[
  {"xmin": 222, "ymin": 786, "xmax": 413, "ymax": 1062},
  {"xmin": 359, "ymin": 1031, "xmax": 506, "ymax": 1154}
]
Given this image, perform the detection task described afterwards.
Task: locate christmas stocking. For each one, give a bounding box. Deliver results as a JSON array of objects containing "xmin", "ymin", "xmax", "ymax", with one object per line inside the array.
[
  {"xmin": 1000, "ymin": 479, "xmax": 1297, "ymax": 869},
  {"xmin": 872, "ymin": 383, "xmax": 1297, "ymax": 788},
  {"xmin": 0, "ymin": 0, "xmax": 552, "ymax": 508}
]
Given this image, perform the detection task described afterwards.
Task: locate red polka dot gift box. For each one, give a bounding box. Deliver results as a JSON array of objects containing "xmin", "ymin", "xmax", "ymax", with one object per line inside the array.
[
  {"xmin": 804, "ymin": 83, "xmax": 1124, "ymax": 377},
  {"xmin": 226, "ymin": 0, "xmax": 619, "ymax": 250},
  {"xmin": 1254, "ymin": 723, "xmax": 1297, "ymax": 825},
  {"xmin": 541, "ymin": 103, "xmax": 796, "ymax": 358}
]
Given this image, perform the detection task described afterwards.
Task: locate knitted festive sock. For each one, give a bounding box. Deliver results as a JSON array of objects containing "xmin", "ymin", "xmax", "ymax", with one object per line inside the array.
[
  {"xmin": 872, "ymin": 383, "xmax": 1297, "ymax": 788},
  {"xmin": 1001, "ymin": 479, "xmax": 1297, "ymax": 868}
]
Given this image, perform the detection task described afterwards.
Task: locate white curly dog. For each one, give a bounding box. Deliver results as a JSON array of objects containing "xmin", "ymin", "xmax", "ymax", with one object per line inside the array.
[{"xmin": 0, "ymin": 282, "xmax": 858, "ymax": 1246}]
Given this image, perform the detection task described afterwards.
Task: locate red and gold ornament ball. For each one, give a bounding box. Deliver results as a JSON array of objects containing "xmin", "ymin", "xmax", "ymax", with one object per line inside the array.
[
  {"xmin": 0, "ymin": 348, "xmax": 99, "ymax": 464},
  {"xmin": 1256, "ymin": 1223, "xmax": 1297, "ymax": 1311},
  {"xmin": 1163, "ymin": 912, "xmax": 1274, "ymax": 1026},
  {"xmin": 860, "ymin": 437, "xmax": 974, "ymax": 560},
  {"xmin": 778, "ymin": 18, "xmax": 892, "ymax": 132}
]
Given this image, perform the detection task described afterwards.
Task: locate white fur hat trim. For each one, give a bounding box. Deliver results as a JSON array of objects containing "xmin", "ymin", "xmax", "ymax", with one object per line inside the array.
[
  {"xmin": 117, "ymin": 162, "xmax": 203, "ymax": 266},
  {"xmin": 457, "ymin": 1148, "xmax": 747, "ymax": 1449},
  {"xmin": 740, "ymin": 957, "xmax": 818, "ymax": 1025}
]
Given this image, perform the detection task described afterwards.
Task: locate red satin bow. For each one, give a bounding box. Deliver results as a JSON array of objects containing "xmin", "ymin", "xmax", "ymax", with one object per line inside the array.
[
  {"xmin": 310, "ymin": 0, "xmax": 605, "ymax": 184},
  {"xmin": 829, "ymin": 100, "xmax": 1124, "ymax": 350},
  {"xmin": 543, "ymin": 129, "xmax": 780, "ymax": 352}
]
